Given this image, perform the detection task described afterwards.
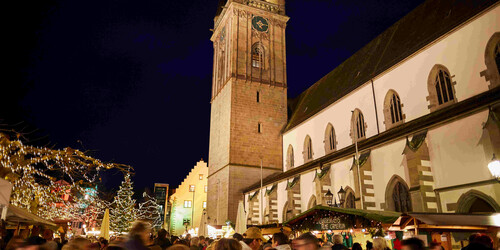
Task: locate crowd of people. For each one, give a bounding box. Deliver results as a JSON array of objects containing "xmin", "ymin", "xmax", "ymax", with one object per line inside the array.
[{"xmin": 1, "ymin": 221, "xmax": 495, "ymax": 250}]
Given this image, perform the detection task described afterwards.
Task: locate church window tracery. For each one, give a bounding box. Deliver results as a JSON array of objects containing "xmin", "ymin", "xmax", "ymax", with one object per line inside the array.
[
  {"xmin": 252, "ymin": 43, "xmax": 264, "ymax": 68},
  {"xmin": 286, "ymin": 145, "xmax": 294, "ymax": 170},
  {"xmin": 303, "ymin": 135, "xmax": 313, "ymax": 162},
  {"xmin": 427, "ymin": 65, "xmax": 457, "ymax": 111},
  {"xmin": 324, "ymin": 123, "xmax": 336, "ymax": 154},
  {"xmin": 383, "ymin": 90, "xmax": 405, "ymax": 129},
  {"xmin": 351, "ymin": 109, "xmax": 366, "ymax": 143}
]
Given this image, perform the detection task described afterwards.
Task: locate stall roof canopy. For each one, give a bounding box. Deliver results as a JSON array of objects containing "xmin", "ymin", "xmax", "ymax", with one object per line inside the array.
[
  {"xmin": 407, "ymin": 213, "xmax": 500, "ymax": 227},
  {"xmin": 6, "ymin": 204, "xmax": 56, "ymax": 227},
  {"xmin": 285, "ymin": 205, "xmax": 400, "ymax": 225}
]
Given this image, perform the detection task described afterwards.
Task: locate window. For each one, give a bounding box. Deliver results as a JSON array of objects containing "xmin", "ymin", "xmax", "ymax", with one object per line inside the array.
[
  {"xmin": 204, "ymin": 185, "xmax": 208, "ymax": 193},
  {"xmin": 252, "ymin": 43, "xmax": 264, "ymax": 68},
  {"xmin": 427, "ymin": 65, "xmax": 456, "ymax": 111},
  {"xmin": 257, "ymin": 91, "xmax": 260, "ymax": 102},
  {"xmin": 351, "ymin": 109, "xmax": 366, "ymax": 142},
  {"xmin": 199, "ymin": 174, "xmax": 203, "ymax": 180},
  {"xmin": 345, "ymin": 192, "xmax": 355, "ymax": 209},
  {"xmin": 286, "ymin": 145, "xmax": 294, "ymax": 170},
  {"xmin": 392, "ymin": 182, "xmax": 412, "ymax": 213},
  {"xmin": 324, "ymin": 123, "xmax": 336, "ymax": 154},
  {"xmin": 383, "ymin": 90, "xmax": 405, "ymax": 129},
  {"xmin": 303, "ymin": 135, "xmax": 313, "ymax": 162},
  {"xmin": 483, "ymin": 32, "xmax": 500, "ymax": 89},
  {"xmin": 189, "ymin": 185, "xmax": 195, "ymax": 192},
  {"xmin": 184, "ymin": 200, "xmax": 192, "ymax": 208},
  {"xmin": 258, "ymin": 123, "xmax": 263, "ymax": 133},
  {"xmin": 203, "ymin": 201, "xmax": 207, "ymax": 209}
]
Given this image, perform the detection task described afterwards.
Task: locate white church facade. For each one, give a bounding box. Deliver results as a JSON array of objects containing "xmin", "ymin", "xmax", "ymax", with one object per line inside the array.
[{"xmin": 238, "ymin": 1, "xmax": 500, "ymax": 225}]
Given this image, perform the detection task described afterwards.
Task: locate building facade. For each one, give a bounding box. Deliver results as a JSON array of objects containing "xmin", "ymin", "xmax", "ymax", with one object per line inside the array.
[
  {"xmin": 169, "ymin": 160, "xmax": 208, "ymax": 236},
  {"xmin": 237, "ymin": 0, "xmax": 500, "ymax": 225},
  {"xmin": 208, "ymin": 0, "xmax": 500, "ymax": 226},
  {"xmin": 207, "ymin": 0, "xmax": 288, "ymax": 225},
  {"xmin": 153, "ymin": 183, "xmax": 169, "ymax": 229}
]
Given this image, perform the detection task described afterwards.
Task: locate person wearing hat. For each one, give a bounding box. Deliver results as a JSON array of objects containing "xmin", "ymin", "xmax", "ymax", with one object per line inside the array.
[{"xmin": 240, "ymin": 227, "xmax": 265, "ymax": 250}]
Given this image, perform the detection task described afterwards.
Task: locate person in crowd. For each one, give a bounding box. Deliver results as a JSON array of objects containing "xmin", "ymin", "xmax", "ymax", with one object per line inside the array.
[
  {"xmin": 62, "ymin": 237, "xmax": 91, "ymax": 250},
  {"xmin": 240, "ymin": 227, "xmax": 264, "ymax": 250},
  {"xmin": 401, "ymin": 237, "xmax": 425, "ymax": 250},
  {"xmin": 171, "ymin": 236, "xmax": 180, "ymax": 244},
  {"xmin": 262, "ymin": 242, "xmax": 273, "ymax": 250},
  {"xmin": 331, "ymin": 235, "xmax": 347, "ymax": 250},
  {"xmin": 42, "ymin": 229, "xmax": 58, "ymax": 250},
  {"xmin": 155, "ymin": 229, "xmax": 172, "ymax": 250},
  {"xmin": 373, "ymin": 238, "xmax": 389, "ymax": 250},
  {"xmin": 168, "ymin": 244, "xmax": 190, "ymax": 250},
  {"xmin": 366, "ymin": 241, "xmax": 373, "ymax": 250},
  {"xmin": 429, "ymin": 242, "xmax": 444, "ymax": 250},
  {"xmin": 190, "ymin": 237, "xmax": 201, "ymax": 250},
  {"xmin": 124, "ymin": 220, "xmax": 152, "ymax": 250},
  {"xmin": 461, "ymin": 233, "xmax": 493, "ymax": 250},
  {"xmin": 271, "ymin": 232, "xmax": 290, "ymax": 250},
  {"xmin": 199, "ymin": 236, "xmax": 206, "ymax": 249},
  {"xmin": 215, "ymin": 238, "xmax": 242, "ymax": 250},
  {"xmin": 352, "ymin": 242, "xmax": 362, "ymax": 250},
  {"xmin": 99, "ymin": 238, "xmax": 109, "ymax": 250},
  {"xmin": 292, "ymin": 232, "xmax": 318, "ymax": 250},
  {"xmin": 185, "ymin": 234, "xmax": 192, "ymax": 246},
  {"xmin": 232, "ymin": 233, "xmax": 243, "ymax": 242}
]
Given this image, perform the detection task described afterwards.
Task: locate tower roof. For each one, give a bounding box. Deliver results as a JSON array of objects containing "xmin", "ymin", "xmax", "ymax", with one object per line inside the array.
[{"xmin": 285, "ymin": 0, "xmax": 498, "ymax": 132}]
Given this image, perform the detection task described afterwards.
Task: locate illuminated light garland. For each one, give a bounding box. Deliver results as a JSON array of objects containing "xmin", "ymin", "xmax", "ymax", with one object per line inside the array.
[{"xmin": 0, "ymin": 132, "xmax": 130, "ymax": 221}]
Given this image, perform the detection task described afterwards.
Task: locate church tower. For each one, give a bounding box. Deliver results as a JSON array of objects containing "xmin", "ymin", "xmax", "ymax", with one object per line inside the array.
[{"xmin": 207, "ymin": 0, "xmax": 288, "ymax": 224}]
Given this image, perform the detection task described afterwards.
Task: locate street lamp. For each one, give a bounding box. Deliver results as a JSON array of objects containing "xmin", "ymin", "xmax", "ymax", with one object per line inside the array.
[
  {"xmin": 337, "ymin": 186, "xmax": 346, "ymax": 206},
  {"xmin": 325, "ymin": 189, "xmax": 333, "ymax": 206},
  {"xmin": 488, "ymin": 154, "xmax": 500, "ymax": 182}
]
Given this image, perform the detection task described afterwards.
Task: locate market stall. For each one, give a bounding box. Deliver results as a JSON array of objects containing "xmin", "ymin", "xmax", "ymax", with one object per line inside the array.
[
  {"xmin": 390, "ymin": 213, "xmax": 500, "ymax": 250},
  {"xmin": 5, "ymin": 204, "xmax": 56, "ymax": 227},
  {"xmin": 247, "ymin": 223, "xmax": 292, "ymax": 238},
  {"xmin": 284, "ymin": 205, "xmax": 400, "ymax": 248}
]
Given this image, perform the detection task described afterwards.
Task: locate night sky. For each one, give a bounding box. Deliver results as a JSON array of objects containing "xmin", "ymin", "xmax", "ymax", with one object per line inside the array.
[{"xmin": 3, "ymin": 0, "xmax": 424, "ymax": 195}]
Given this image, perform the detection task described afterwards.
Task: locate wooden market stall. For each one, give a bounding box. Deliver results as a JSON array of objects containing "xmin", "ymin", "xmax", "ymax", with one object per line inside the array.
[
  {"xmin": 284, "ymin": 205, "xmax": 400, "ymax": 248},
  {"xmin": 390, "ymin": 213, "xmax": 500, "ymax": 250}
]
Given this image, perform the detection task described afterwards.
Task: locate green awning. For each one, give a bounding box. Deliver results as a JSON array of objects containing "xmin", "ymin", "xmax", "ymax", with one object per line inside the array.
[{"xmin": 284, "ymin": 205, "xmax": 401, "ymax": 225}]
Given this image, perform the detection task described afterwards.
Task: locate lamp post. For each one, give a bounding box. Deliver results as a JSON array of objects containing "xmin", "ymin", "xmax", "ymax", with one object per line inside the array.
[
  {"xmin": 337, "ymin": 186, "xmax": 346, "ymax": 207},
  {"xmin": 325, "ymin": 189, "xmax": 333, "ymax": 206},
  {"xmin": 488, "ymin": 154, "xmax": 500, "ymax": 182}
]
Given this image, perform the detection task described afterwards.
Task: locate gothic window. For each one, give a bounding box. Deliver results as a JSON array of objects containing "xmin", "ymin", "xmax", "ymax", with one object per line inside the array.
[
  {"xmin": 324, "ymin": 123, "xmax": 336, "ymax": 154},
  {"xmin": 483, "ymin": 33, "xmax": 500, "ymax": 89},
  {"xmin": 345, "ymin": 192, "xmax": 355, "ymax": 209},
  {"xmin": 303, "ymin": 135, "xmax": 313, "ymax": 162},
  {"xmin": 383, "ymin": 90, "xmax": 405, "ymax": 129},
  {"xmin": 252, "ymin": 43, "xmax": 264, "ymax": 68},
  {"xmin": 392, "ymin": 182, "xmax": 412, "ymax": 213},
  {"xmin": 286, "ymin": 145, "xmax": 294, "ymax": 170},
  {"xmin": 427, "ymin": 65, "xmax": 457, "ymax": 112},
  {"xmin": 351, "ymin": 109, "xmax": 366, "ymax": 143}
]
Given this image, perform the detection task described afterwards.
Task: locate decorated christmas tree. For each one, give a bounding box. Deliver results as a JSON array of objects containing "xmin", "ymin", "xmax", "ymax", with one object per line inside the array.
[{"xmin": 111, "ymin": 172, "xmax": 136, "ymax": 233}]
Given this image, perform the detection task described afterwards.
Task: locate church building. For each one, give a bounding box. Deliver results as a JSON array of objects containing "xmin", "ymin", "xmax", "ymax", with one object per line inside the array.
[{"xmin": 206, "ymin": 0, "xmax": 500, "ymax": 226}]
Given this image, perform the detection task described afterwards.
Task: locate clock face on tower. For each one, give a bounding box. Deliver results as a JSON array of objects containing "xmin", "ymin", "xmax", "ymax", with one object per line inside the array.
[{"xmin": 252, "ymin": 16, "xmax": 269, "ymax": 32}]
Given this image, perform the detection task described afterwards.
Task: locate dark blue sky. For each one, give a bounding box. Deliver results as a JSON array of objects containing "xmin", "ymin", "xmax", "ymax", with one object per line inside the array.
[{"xmin": 3, "ymin": 0, "xmax": 423, "ymax": 193}]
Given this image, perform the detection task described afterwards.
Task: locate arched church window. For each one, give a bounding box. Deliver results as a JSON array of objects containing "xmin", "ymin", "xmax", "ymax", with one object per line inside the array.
[
  {"xmin": 351, "ymin": 109, "xmax": 366, "ymax": 143},
  {"xmin": 393, "ymin": 182, "xmax": 412, "ymax": 213},
  {"xmin": 252, "ymin": 43, "xmax": 264, "ymax": 68},
  {"xmin": 303, "ymin": 135, "xmax": 313, "ymax": 162},
  {"xmin": 383, "ymin": 90, "xmax": 405, "ymax": 129},
  {"xmin": 427, "ymin": 65, "xmax": 457, "ymax": 112},
  {"xmin": 345, "ymin": 192, "xmax": 355, "ymax": 209},
  {"xmin": 286, "ymin": 145, "xmax": 294, "ymax": 170},
  {"xmin": 324, "ymin": 123, "xmax": 336, "ymax": 154},
  {"xmin": 483, "ymin": 33, "xmax": 500, "ymax": 89}
]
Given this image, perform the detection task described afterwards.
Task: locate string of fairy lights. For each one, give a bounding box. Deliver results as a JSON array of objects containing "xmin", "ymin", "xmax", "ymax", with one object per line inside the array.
[{"xmin": 0, "ymin": 133, "xmax": 160, "ymax": 228}]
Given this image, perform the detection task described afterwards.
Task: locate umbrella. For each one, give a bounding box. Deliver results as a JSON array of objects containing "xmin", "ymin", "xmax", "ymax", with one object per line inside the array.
[
  {"xmin": 235, "ymin": 200, "xmax": 247, "ymax": 234},
  {"xmin": 198, "ymin": 209, "xmax": 207, "ymax": 237},
  {"xmin": 100, "ymin": 209, "xmax": 110, "ymax": 240}
]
